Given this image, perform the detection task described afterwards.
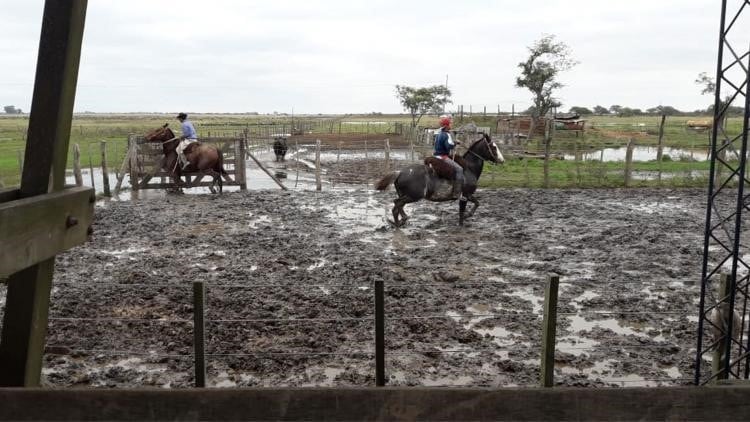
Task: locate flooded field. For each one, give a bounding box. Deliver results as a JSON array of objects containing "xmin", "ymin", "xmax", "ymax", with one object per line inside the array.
[{"xmin": 25, "ymin": 186, "xmax": 713, "ymax": 388}]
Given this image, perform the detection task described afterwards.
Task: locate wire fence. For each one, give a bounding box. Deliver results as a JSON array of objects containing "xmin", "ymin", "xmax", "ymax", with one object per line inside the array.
[{"xmin": 32, "ymin": 274, "xmax": 708, "ymax": 389}]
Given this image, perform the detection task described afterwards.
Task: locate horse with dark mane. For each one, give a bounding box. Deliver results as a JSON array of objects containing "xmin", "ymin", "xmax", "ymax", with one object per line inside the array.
[
  {"xmin": 375, "ymin": 133, "xmax": 504, "ymax": 226},
  {"xmin": 144, "ymin": 124, "xmax": 228, "ymax": 193},
  {"xmin": 273, "ymin": 136, "xmax": 288, "ymax": 162}
]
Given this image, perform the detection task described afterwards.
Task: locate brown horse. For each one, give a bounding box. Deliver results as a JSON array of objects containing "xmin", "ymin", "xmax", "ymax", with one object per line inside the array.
[{"xmin": 144, "ymin": 124, "xmax": 228, "ymax": 193}]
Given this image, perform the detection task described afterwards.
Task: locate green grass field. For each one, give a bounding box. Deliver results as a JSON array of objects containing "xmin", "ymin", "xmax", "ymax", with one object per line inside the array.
[{"xmin": 0, "ymin": 113, "xmax": 743, "ymax": 188}]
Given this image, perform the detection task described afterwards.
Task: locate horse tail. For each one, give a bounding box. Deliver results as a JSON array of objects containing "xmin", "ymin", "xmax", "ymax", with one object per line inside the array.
[
  {"xmin": 216, "ymin": 148, "xmax": 228, "ymax": 175},
  {"xmin": 374, "ymin": 171, "xmax": 399, "ymax": 191}
]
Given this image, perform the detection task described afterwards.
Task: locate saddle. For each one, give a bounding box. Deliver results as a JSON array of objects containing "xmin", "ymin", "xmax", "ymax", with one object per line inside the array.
[
  {"xmin": 424, "ymin": 156, "xmax": 466, "ymax": 180},
  {"xmin": 183, "ymin": 142, "xmax": 200, "ymax": 154}
]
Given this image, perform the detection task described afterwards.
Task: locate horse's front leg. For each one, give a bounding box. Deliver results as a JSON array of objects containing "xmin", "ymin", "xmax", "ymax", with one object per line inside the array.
[
  {"xmin": 466, "ymin": 195, "xmax": 479, "ymax": 217},
  {"xmin": 458, "ymin": 197, "xmax": 469, "ymax": 225}
]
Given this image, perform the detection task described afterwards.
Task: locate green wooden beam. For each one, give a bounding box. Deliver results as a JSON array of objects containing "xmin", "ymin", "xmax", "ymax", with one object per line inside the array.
[
  {"xmin": 0, "ymin": 0, "xmax": 88, "ymax": 387},
  {"xmin": 0, "ymin": 186, "xmax": 94, "ymax": 278}
]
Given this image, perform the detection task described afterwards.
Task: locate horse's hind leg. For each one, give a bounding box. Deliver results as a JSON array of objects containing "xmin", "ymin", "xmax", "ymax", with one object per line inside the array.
[{"xmin": 391, "ymin": 195, "xmax": 414, "ymax": 227}]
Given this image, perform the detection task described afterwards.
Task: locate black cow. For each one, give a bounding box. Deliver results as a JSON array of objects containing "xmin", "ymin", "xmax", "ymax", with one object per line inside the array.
[{"xmin": 273, "ymin": 136, "xmax": 288, "ymax": 162}]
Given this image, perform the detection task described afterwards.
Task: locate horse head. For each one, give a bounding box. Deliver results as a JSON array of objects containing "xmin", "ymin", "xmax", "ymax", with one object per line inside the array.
[
  {"xmin": 467, "ymin": 133, "xmax": 504, "ymax": 164},
  {"xmin": 144, "ymin": 124, "xmax": 178, "ymax": 152}
]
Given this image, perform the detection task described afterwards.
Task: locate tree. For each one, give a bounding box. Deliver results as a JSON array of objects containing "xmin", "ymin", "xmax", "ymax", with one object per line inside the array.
[
  {"xmin": 646, "ymin": 105, "xmax": 681, "ymax": 116},
  {"xmin": 395, "ymin": 85, "xmax": 452, "ymax": 128},
  {"xmin": 593, "ymin": 105, "xmax": 609, "ymax": 115},
  {"xmin": 609, "ymin": 105, "xmax": 623, "ymax": 116},
  {"xmin": 568, "ymin": 106, "xmax": 592, "ymax": 115},
  {"xmin": 4, "ymin": 105, "xmax": 21, "ymax": 114},
  {"xmin": 516, "ymin": 34, "xmax": 577, "ymax": 124},
  {"xmin": 696, "ymin": 71, "xmax": 736, "ymax": 129}
]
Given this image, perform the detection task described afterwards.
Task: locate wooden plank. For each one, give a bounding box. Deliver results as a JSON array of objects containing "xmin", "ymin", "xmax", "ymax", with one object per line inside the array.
[
  {"xmin": 2, "ymin": 387, "xmax": 750, "ymax": 421},
  {"xmin": 0, "ymin": 188, "xmax": 20, "ymax": 204},
  {"xmin": 0, "ymin": 186, "xmax": 94, "ymax": 278},
  {"xmin": 0, "ymin": 0, "xmax": 89, "ymax": 388}
]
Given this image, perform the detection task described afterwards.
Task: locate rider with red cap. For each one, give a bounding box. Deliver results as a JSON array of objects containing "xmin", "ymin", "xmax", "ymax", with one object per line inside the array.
[{"xmin": 433, "ymin": 115, "xmax": 464, "ymax": 199}]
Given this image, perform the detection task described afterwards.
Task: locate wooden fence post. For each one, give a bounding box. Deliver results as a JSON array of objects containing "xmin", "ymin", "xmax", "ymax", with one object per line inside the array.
[
  {"xmin": 712, "ymin": 273, "xmax": 731, "ymax": 383},
  {"xmin": 294, "ymin": 139, "xmax": 300, "ymax": 188},
  {"xmin": 364, "ymin": 139, "xmax": 369, "ymax": 184},
  {"xmin": 72, "ymin": 144, "xmax": 83, "ymax": 186},
  {"xmin": 129, "ymin": 138, "xmax": 139, "ymax": 191},
  {"xmin": 540, "ymin": 274, "xmax": 560, "ymax": 388},
  {"xmin": 16, "ymin": 150, "xmax": 24, "ymax": 176},
  {"xmin": 543, "ymin": 120, "xmax": 551, "ymax": 188},
  {"xmin": 375, "ymin": 278, "xmax": 385, "ymax": 386},
  {"xmin": 384, "ymin": 139, "xmax": 391, "ymax": 172},
  {"xmin": 114, "ymin": 136, "xmax": 132, "ymax": 194},
  {"xmin": 656, "ymin": 115, "xmax": 666, "ymax": 184},
  {"xmin": 100, "ymin": 141, "xmax": 110, "ymax": 197},
  {"xmin": 315, "ymin": 139, "xmax": 322, "ymax": 191},
  {"xmin": 624, "ymin": 138, "xmax": 634, "ymax": 187},
  {"xmin": 193, "ymin": 281, "xmax": 206, "ymax": 388},
  {"xmin": 88, "ymin": 144, "xmax": 96, "ymax": 191}
]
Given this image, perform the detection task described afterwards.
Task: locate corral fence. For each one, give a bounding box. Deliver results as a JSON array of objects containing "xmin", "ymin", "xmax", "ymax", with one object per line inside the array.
[
  {"xmin": 36, "ymin": 270, "xmax": 705, "ymax": 388},
  {"xmin": 112, "ymin": 135, "xmax": 247, "ymax": 192}
]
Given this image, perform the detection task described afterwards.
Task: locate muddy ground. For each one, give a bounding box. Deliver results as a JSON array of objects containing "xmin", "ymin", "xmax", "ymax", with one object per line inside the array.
[{"xmin": 1, "ymin": 186, "xmax": 712, "ymax": 388}]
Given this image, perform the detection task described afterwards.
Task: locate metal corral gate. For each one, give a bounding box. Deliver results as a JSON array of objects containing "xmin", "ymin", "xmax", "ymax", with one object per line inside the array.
[{"xmin": 118, "ymin": 135, "xmax": 247, "ymax": 191}]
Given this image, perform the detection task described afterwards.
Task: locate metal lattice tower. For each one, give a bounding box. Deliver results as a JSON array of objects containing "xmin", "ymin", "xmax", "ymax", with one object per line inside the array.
[{"xmin": 696, "ymin": 0, "xmax": 750, "ymax": 385}]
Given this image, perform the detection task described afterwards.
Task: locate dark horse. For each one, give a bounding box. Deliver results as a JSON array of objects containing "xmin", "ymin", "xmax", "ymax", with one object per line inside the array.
[
  {"xmin": 273, "ymin": 136, "xmax": 288, "ymax": 162},
  {"xmin": 375, "ymin": 133, "xmax": 504, "ymax": 226},
  {"xmin": 144, "ymin": 124, "xmax": 228, "ymax": 193}
]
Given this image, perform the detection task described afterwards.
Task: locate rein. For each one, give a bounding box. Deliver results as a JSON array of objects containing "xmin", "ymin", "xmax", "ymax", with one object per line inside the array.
[{"xmin": 464, "ymin": 136, "xmax": 497, "ymax": 164}]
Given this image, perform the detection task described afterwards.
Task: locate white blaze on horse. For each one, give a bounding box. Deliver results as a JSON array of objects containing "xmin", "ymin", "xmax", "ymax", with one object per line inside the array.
[
  {"xmin": 144, "ymin": 124, "xmax": 228, "ymax": 194},
  {"xmin": 375, "ymin": 133, "xmax": 504, "ymax": 226}
]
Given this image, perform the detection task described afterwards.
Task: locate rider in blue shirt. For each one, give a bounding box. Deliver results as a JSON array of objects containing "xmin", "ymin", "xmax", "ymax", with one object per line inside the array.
[
  {"xmin": 176, "ymin": 112, "xmax": 197, "ymax": 169},
  {"xmin": 433, "ymin": 115, "xmax": 464, "ymax": 199}
]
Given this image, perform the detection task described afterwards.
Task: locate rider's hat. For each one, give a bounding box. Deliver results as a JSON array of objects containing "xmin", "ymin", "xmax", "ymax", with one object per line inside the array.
[
  {"xmin": 439, "ymin": 114, "xmax": 452, "ymax": 129},
  {"xmin": 177, "ymin": 112, "xmax": 188, "ymax": 120}
]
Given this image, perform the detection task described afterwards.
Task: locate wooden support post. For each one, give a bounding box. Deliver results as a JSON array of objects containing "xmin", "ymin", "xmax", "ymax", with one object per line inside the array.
[
  {"xmin": 375, "ymin": 279, "xmax": 385, "ymax": 387},
  {"xmin": 540, "ymin": 274, "xmax": 560, "ymax": 388},
  {"xmin": 193, "ymin": 281, "xmax": 206, "ymax": 388},
  {"xmin": 656, "ymin": 115, "xmax": 666, "ymax": 184},
  {"xmin": 72, "ymin": 144, "xmax": 83, "ymax": 186},
  {"xmin": 100, "ymin": 141, "xmax": 110, "ymax": 197},
  {"xmin": 0, "ymin": 0, "xmax": 88, "ymax": 387},
  {"xmin": 624, "ymin": 138, "xmax": 634, "ymax": 188},
  {"xmin": 315, "ymin": 139, "xmax": 322, "ymax": 191},
  {"xmin": 712, "ymin": 273, "xmax": 732, "ymax": 383}
]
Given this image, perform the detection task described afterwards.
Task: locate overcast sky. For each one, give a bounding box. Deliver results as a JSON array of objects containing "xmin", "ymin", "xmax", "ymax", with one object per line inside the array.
[{"xmin": 0, "ymin": 1, "xmax": 738, "ymax": 114}]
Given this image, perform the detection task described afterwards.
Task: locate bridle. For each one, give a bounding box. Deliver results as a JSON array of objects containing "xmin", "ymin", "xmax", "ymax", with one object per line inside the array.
[
  {"xmin": 146, "ymin": 129, "xmax": 180, "ymax": 145},
  {"xmin": 464, "ymin": 134, "xmax": 500, "ymax": 164}
]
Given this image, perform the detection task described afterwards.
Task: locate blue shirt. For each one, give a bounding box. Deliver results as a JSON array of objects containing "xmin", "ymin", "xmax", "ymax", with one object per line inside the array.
[
  {"xmin": 434, "ymin": 129, "xmax": 455, "ymax": 156},
  {"xmin": 181, "ymin": 120, "xmax": 197, "ymax": 139}
]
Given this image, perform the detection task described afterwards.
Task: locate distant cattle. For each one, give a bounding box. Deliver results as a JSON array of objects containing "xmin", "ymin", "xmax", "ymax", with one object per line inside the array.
[
  {"xmin": 687, "ymin": 120, "xmax": 712, "ymax": 130},
  {"xmin": 273, "ymin": 136, "xmax": 288, "ymax": 162}
]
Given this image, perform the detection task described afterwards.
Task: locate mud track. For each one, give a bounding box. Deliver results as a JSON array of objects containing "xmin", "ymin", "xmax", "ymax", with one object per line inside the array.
[{"xmin": 17, "ymin": 188, "xmax": 710, "ymax": 387}]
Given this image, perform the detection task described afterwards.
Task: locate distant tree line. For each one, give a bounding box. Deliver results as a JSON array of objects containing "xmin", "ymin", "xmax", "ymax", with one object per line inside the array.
[
  {"xmin": 4, "ymin": 105, "xmax": 23, "ymax": 114},
  {"xmin": 563, "ymin": 103, "xmax": 743, "ymax": 117}
]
